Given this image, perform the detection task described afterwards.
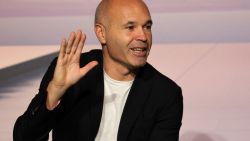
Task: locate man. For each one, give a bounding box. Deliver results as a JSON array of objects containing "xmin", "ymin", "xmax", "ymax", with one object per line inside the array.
[{"xmin": 13, "ymin": 0, "xmax": 183, "ymax": 140}]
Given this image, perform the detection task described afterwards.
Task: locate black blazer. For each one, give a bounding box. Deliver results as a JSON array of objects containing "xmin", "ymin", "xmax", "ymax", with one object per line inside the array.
[{"xmin": 14, "ymin": 49, "xmax": 183, "ymax": 141}]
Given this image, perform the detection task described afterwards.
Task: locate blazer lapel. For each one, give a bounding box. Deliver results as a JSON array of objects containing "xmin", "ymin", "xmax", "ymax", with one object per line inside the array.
[
  {"xmin": 89, "ymin": 64, "xmax": 104, "ymax": 140},
  {"xmin": 118, "ymin": 64, "xmax": 153, "ymax": 141}
]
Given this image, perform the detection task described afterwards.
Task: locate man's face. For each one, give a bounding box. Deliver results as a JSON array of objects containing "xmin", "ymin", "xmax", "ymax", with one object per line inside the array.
[{"xmin": 103, "ymin": 1, "xmax": 152, "ymax": 70}]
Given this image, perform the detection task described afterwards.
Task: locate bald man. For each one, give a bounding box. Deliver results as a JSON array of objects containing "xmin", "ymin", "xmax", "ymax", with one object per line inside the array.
[{"xmin": 14, "ymin": 0, "xmax": 183, "ymax": 141}]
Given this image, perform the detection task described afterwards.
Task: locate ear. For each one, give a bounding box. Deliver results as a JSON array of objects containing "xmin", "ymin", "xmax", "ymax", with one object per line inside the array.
[{"xmin": 95, "ymin": 23, "xmax": 106, "ymax": 45}]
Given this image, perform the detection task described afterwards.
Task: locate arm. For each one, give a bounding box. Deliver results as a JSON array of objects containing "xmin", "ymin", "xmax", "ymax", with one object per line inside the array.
[
  {"xmin": 13, "ymin": 30, "xmax": 98, "ymax": 141},
  {"xmin": 149, "ymin": 87, "xmax": 183, "ymax": 141}
]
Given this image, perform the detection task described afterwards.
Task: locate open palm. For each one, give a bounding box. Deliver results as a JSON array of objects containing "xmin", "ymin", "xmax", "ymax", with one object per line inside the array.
[{"xmin": 46, "ymin": 30, "xmax": 98, "ymax": 109}]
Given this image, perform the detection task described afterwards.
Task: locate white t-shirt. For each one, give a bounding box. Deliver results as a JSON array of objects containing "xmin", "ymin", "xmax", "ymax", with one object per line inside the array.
[{"xmin": 95, "ymin": 71, "xmax": 134, "ymax": 141}]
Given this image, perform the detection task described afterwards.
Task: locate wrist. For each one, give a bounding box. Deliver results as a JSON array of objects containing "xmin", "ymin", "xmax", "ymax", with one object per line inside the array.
[{"xmin": 46, "ymin": 81, "xmax": 66, "ymax": 110}]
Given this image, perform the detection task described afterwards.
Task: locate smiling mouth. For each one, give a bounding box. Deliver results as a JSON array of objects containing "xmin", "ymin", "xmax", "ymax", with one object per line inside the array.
[
  {"xmin": 130, "ymin": 47, "xmax": 147, "ymax": 57},
  {"xmin": 131, "ymin": 48, "xmax": 146, "ymax": 51}
]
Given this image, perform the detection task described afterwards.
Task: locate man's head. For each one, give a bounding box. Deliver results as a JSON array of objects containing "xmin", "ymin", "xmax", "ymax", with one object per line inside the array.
[{"xmin": 94, "ymin": 0, "xmax": 153, "ymax": 70}]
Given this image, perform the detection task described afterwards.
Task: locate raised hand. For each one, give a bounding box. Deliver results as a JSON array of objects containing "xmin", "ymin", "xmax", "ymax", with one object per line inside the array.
[{"xmin": 46, "ymin": 30, "xmax": 98, "ymax": 110}]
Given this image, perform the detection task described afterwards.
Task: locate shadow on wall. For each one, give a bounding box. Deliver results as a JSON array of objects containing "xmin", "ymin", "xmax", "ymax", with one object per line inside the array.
[
  {"xmin": 0, "ymin": 53, "xmax": 57, "ymax": 97},
  {"xmin": 181, "ymin": 131, "xmax": 227, "ymax": 141}
]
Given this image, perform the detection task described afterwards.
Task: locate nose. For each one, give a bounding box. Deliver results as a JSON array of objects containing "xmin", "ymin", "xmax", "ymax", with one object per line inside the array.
[{"xmin": 135, "ymin": 27, "xmax": 147, "ymax": 42}]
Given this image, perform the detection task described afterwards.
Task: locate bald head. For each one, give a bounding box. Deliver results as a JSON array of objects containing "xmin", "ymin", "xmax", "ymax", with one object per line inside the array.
[
  {"xmin": 94, "ymin": 0, "xmax": 150, "ymax": 26},
  {"xmin": 94, "ymin": 0, "xmax": 108, "ymax": 25}
]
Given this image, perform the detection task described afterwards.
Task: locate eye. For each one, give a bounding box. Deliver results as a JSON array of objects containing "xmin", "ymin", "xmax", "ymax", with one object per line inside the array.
[
  {"xmin": 126, "ymin": 25, "xmax": 135, "ymax": 31},
  {"xmin": 144, "ymin": 24, "xmax": 152, "ymax": 30}
]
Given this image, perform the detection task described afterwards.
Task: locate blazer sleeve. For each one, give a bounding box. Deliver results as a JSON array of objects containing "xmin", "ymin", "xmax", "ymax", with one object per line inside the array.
[
  {"xmin": 148, "ymin": 86, "xmax": 183, "ymax": 141},
  {"xmin": 13, "ymin": 58, "xmax": 58, "ymax": 141}
]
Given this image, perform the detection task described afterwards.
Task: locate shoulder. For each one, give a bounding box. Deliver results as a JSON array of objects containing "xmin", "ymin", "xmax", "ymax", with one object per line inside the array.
[
  {"xmin": 142, "ymin": 63, "xmax": 182, "ymax": 106},
  {"xmin": 143, "ymin": 63, "xmax": 181, "ymax": 91},
  {"xmin": 79, "ymin": 49, "xmax": 103, "ymax": 66},
  {"xmin": 80, "ymin": 49, "xmax": 102, "ymax": 58},
  {"xmin": 81, "ymin": 49, "xmax": 102, "ymax": 62}
]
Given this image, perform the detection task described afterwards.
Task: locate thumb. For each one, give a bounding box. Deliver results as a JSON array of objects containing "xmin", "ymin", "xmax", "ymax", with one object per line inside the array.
[{"xmin": 79, "ymin": 61, "xmax": 98, "ymax": 77}]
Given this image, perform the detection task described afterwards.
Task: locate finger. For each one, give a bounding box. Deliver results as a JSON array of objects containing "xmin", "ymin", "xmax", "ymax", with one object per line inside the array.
[
  {"xmin": 71, "ymin": 30, "xmax": 82, "ymax": 55},
  {"xmin": 66, "ymin": 32, "xmax": 76, "ymax": 54},
  {"xmin": 58, "ymin": 38, "xmax": 66, "ymax": 60},
  {"xmin": 75, "ymin": 32, "xmax": 86, "ymax": 56},
  {"xmin": 79, "ymin": 61, "xmax": 98, "ymax": 77}
]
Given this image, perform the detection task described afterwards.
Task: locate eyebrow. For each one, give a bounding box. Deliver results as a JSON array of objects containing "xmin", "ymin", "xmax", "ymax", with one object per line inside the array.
[
  {"xmin": 145, "ymin": 20, "xmax": 153, "ymax": 26},
  {"xmin": 124, "ymin": 19, "xmax": 153, "ymax": 26}
]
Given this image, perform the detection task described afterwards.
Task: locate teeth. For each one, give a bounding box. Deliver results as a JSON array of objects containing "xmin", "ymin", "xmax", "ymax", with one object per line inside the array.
[{"xmin": 132, "ymin": 48, "xmax": 145, "ymax": 51}]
